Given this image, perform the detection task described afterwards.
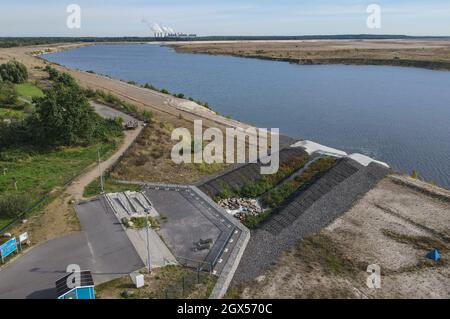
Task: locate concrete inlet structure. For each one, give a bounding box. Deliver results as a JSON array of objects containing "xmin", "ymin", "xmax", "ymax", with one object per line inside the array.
[
  {"xmin": 100, "ymin": 183, "xmax": 250, "ymax": 298},
  {"xmin": 104, "ymin": 191, "xmax": 156, "ymax": 218}
]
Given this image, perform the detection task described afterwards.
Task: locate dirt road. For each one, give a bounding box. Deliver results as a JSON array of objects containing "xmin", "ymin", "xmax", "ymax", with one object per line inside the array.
[{"xmin": 68, "ymin": 103, "xmax": 143, "ymax": 201}]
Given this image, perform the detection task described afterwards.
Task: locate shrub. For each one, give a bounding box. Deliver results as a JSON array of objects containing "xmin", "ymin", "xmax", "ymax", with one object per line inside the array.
[
  {"xmin": 262, "ymin": 156, "xmax": 337, "ymax": 208},
  {"xmin": 0, "ymin": 60, "xmax": 28, "ymax": 83},
  {"xmin": 0, "ymin": 193, "xmax": 30, "ymax": 218},
  {"xmin": 142, "ymin": 111, "xmax": 153, "ymax": 123},
  {"xmin": 0, "ymin": 82, "xmax": 19, "ymax": 106}
]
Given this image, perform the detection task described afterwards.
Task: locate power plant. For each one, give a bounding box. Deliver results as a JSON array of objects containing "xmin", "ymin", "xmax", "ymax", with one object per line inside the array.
[{"xmin": 142, "ymin": 19, "xmax": 197, "ymax": 38}]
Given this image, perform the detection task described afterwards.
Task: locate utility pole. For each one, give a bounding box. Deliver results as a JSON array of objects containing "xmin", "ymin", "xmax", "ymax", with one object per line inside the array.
[
  {"xmin": 97, "ymin": 149, "xmax": 104, "ymax": 194},
  {"xmin": 145, "ymin": 208, "xmax": 152, "ymax": 274},
  {"xmin": 12, "ymin": 177, "xmax": 17, "ymax": 191}
]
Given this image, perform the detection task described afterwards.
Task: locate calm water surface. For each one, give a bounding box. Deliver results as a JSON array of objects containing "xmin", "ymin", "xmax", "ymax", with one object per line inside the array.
[{"xmin": 44, "ymin": 44, "xmax": 450, "ymax": 188}]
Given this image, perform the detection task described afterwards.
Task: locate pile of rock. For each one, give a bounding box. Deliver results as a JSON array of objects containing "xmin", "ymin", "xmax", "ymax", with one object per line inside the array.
[{"xmin": 218, "ymin": 198, "xmax": 263, "ymax": 221}]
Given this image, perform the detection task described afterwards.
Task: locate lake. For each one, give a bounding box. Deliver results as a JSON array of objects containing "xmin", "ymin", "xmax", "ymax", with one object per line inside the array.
[{"xmin": 44, "ymin": 44, "xmax": 450, "ymax": 189}]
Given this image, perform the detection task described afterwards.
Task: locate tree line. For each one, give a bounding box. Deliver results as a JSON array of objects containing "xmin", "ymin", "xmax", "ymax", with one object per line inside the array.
[{"xmin": 0, "ymin": 64, "xmax": 123, "ymax": 150}]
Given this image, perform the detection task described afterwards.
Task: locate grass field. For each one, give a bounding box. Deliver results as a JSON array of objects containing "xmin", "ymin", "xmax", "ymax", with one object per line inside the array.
[
  {"xmin": 0, "ymin": 107, "xmax": 26, "ymax": 120},
  {"xmin": 15, "ymin": 82, "xmax": 44, "ymax": 100},
  {"xmin": 83, "ymin": 177, "xmax": 142, "ymax": 198},
  {"xmin": 0, "ymin": 142, "xmax": 118, "ymax": 228}
]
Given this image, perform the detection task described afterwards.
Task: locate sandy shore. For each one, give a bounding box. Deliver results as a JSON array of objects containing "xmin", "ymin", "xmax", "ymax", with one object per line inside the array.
[
  {"xmin": 170, "ymin": 39, "xmax": 450, "ymax": 71},
  {"xmin": 0, "ymin": 43, "xmax": 254, "ymax": 132}
]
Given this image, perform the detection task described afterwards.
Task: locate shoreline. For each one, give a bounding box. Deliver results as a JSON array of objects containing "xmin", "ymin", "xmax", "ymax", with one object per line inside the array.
[
  {"xmin": 175, "ymin": 50, "xmax": 450, "ymax": 72},
  {"xmin": 5, "ymin": 42, "xmax": 450, "ymax": 189},
  {"xmin": 169, "ymin": 39, "xmax": 450, "ymax": 72}
]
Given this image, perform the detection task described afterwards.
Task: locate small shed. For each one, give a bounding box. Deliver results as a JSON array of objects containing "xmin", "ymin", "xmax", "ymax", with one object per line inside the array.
[{"xmin": 55, "ymin": 271, "xmax": 95, "ymax": 299}]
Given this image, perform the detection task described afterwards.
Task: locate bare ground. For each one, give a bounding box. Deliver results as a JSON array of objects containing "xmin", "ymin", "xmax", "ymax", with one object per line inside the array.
[
  {"xmin": 171, "ymin": 39, "xmax": 450, "ymax": 70},
  {"xmin": 234, "ymin": 174, "xmax": 450, "ymax": 299}
]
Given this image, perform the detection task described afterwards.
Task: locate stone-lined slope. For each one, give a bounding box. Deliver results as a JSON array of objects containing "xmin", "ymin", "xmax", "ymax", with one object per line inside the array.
[{"xmin": 232, "ymin": 158, "xmax": 390, "ymax": 284}]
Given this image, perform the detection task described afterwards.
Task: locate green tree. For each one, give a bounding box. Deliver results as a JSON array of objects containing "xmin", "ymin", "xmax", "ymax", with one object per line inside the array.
[
  {"xmin": 411, "ymin": 169, "xmax": 418, "ymax": 179},
  {"xmin": 0, "ymin": 60, "xmax": 28, "ymax": 83},
  {"xmin": 0, "ymin": 82, "xmax": 19, "ymax": 106},
  {"xmin": 28, "ymin": 81, "xmax": 97, "ymax": 146}
]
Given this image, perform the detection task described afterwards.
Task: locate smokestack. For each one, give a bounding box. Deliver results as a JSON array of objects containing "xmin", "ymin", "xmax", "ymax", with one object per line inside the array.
[{"xmin": 151, "ymin": 22, "xmax": 164, "ymax": 37}]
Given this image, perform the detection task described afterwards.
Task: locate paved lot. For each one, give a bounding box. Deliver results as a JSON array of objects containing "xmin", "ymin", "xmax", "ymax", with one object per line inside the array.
[
  {"xmin": 91, "ymin": 101, "xmax": 136, "ymax": 123},
  {"xmin": 0, "ymin": 197, "xmax": 143, "ymax": 299},
  {"xmin": 144, "ymin": 185, "xmax": 237, "ymax": 273},
  {"xmin": 0, "ymin": 233, "xmax": 92, "ymax": 299},
  {"xmin": 75, "ymin": 197, "xmax": 144, "ymax": 283}
]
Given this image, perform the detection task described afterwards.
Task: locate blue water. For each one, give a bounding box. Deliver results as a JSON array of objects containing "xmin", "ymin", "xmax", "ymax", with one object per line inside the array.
[{"xmin": 44, "ymin": 44, "xmax": 450, "ymax": 188}]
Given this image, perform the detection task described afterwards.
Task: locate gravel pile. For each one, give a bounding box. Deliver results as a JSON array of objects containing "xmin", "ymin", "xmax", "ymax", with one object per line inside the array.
[{"xmin": 218, "ymin": 198, "xmax": 263, "ymax": 220}]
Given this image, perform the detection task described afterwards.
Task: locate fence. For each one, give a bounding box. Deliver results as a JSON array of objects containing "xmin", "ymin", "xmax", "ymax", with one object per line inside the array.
[
  {"xmin": 0, "ymin": 120, "xmax": 147, "ymax": 237},
  {"xmin": 175, "ymin": 255, "xmax": 214, "ymax": 274},
  {"xmin": 0, "ymin": 159, "xmax": 96, "ymax": 236}
]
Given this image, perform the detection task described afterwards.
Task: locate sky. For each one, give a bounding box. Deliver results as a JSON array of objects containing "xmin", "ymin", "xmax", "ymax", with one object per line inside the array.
[{"xmin": 1, "ymin": 0, "xmax": 450, "ymax": 37}]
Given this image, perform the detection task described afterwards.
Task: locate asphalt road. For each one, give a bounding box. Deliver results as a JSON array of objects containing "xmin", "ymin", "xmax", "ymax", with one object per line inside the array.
[
  {"xmin": 0, "ymin": 233, "xmax": 92, "ymax": 299},
  {"xmin": 0, "ymin": 197, "xmax": 144, "ymax": 299},
  {"xmin": 91, "ymin": 101, "xmax": 137, "ymax": 123}
]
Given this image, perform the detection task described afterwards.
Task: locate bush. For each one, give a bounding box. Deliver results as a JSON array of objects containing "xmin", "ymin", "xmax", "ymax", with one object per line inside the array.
[
  {"xmin": 142, "ymin": 111, "xmax": 153, "ymax": 123},
  {"xmin": 0, "ymin": 82, "xmax": 19, "ymax": 107},
  {"xmin": 262, "ymin": 157, "xmax": 337, "ymax": 208},
  {"xmin": 0, "ymin": 193, "xmax": 30, "ymax": 218},
  {"xmin": 0, "ymin": 60, "xmax": 28, "ymax": 83}
]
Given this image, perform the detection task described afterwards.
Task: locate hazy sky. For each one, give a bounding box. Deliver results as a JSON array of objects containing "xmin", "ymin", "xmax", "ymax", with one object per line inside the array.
[{"xmin": 1, "ymin": 0, "xmax": 450, "ymax": 37}]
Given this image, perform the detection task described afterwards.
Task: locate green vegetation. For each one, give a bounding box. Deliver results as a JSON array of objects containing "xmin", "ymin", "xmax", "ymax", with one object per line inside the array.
[
  {"xmin": 95, "ymin": 265, "xmax": 216, "ymax": 299},
  {"xmin": 122, "ymin": 216, "xmax": 160, "ymax": 230},
  {"xmin": 0, "ymin": 144, "xmax": 117, "ymax": 227},
  {"xmin": 0, "ymin": 82, "xmax": 19, "ymax": 106},
  {"xmin": 0, "ymin": 81, "xmax": 41, "ymax": 121},
  {"xmin": 85, "ymin": 87, "xmax": 153, "ymax": 123},
  {"xmin": 0, "ymin": 108, "xmax": 25, "ymax": 121},
  {"xmin": 223, "ymin": 286, "xmax": 243, "ymax": 299},
  {"xmin": 15, "ymin": 83, "xmax": 44, "ymax": 100},
  {"xmin": 242, "ymin": 210, "xmax": 271, "ymax": 229},
  {"xmin": 0, "ymin": 66, "xmax": 123, "ymax": 149},
  {"xmin": 141, "ymin": 82, "xmax": 211, "ymax": 110},
  {"xmin": 215, "ymin": 153, "xmax": 310, "ymax": 200},
  {"xmin": 0, "ymin": 193, "xmax": 30, "ymax": 220},
  {"xmin": 411, "ymin": 169, "xmax": 418, "ymax": 179},
  {"xmin": 295, "ymin": 234, "xmax": 361, "ymax": 277},
  {"xmin": 0, "ymin": 62, "xmax": 123, "ymax": 229},
  {"xmin": 382, "ymin": 229, "xmax": 447, "ymax": 252},
  {"xmin": 263, "ymin": 157, "xmax": 337, "ymax": 208},
  {"xmin": 0, "ymin": 60, "xmax": 28, "ymax": 83},
  {"xmin": 83, "ymin": 178, "xmax": 141, "ymax": 198},
  {"xmin": 212, "ymin": 154, "xmax": 337, "ymax": 230}
]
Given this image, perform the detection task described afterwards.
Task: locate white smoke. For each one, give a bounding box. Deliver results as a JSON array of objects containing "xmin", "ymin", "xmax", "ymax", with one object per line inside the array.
[
  {"xmin": 142, "ymin": 18, "xmax": 179, "ymax": 37},
  {"xmin": 151, "ymin": 22, "xmax": 163, "ymax": 33}
]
